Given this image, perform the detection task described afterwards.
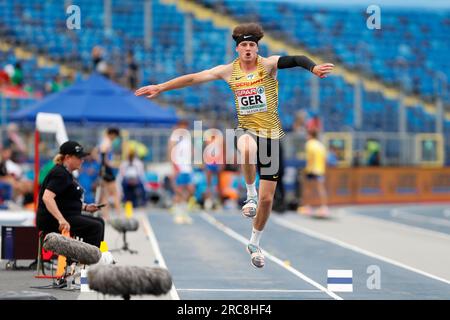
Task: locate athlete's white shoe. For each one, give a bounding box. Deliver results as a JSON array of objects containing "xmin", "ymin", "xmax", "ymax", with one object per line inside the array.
[
  {"xmin": 242, "ymin": 197, "xmax": 258, "ymax": 218},
  {"xmin": 246, "ymin": 244, "xmax": 265, "ymax": 268}
]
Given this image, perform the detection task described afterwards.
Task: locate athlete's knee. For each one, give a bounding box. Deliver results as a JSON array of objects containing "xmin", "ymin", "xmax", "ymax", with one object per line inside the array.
[{"xmin": 259, "ymin": 194, "xmax": 273, "ymax": 207}]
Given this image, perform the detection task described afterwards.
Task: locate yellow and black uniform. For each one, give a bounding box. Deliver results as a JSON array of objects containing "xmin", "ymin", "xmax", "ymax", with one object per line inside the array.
[
  {"xmin": 228, "ymin": 56, "xmax": 283, "ymax": 181},
  {"xmin": 305, "ymin": 139, "xmax": 327, "ymax": 180},
  {"xmin": 228, "ymin": 56, "xmax": 284, "ymax": 139}
]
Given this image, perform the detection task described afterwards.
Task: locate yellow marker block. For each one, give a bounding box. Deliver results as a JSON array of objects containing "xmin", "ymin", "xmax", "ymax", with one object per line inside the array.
[
  {"xmin": 56, "ymin": 230, "xmax": 70, "ymax": 277},
  {"xmin": 283, "ymin": 260, "xmax": 291, "ymax": 267},
  {"xmin": 100, "ymin": 241, "xmax": 109, "ymax": 253},
  {"xmin": 55, "ymin": 255, "xmax": 67, "ymax": 277},
  {"xmin": 125, "ymin": 201, "xmax": 133, "ymax": 219}
]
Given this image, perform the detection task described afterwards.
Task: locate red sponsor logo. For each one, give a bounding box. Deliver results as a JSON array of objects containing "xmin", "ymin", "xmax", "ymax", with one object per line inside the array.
[
  {"xmin": 234, "ymin": 78, "xmax": 264, "ymax": 88},
  {"xmin": 236, "ymin": 88, "xmax": 257, "ymax": 97}
]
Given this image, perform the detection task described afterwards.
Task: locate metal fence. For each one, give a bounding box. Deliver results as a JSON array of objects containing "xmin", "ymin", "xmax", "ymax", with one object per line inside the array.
[
  {"xmin": 0, "ymin": 92, "xmax": 447, "ymax": 166},
  {"xmin": 65, "ymin": 127, "xmax": 450, "ymax": 166}
]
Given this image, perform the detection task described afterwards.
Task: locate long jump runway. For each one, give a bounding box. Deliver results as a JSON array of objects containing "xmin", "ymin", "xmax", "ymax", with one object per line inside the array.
[
  {"xmin": 346, "ymin": 204, "xmax": 450, "ymax": 235},
  {"xmin": 147, "ymin": 207, "xmax": 450, "ymax": 300}
]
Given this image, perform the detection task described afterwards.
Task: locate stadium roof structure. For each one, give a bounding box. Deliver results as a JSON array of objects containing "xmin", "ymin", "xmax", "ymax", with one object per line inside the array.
[{"xmin": 11, "ymin": 74, "xmax": 178, "ymax": 126}]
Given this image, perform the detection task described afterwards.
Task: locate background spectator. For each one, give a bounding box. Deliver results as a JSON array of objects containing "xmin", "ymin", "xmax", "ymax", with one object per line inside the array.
[
  {"xmin": 3, "ymin": 123, "xmax": 27, "ymax": 163},
  {"xmin": 10, "ymin": 62, "xmax": 23, "ymax": 87},
  {"xmin": 125, "ymin": 50, "xmax": 139, "ymax": 90},
  {"xmin": 118, "ymin": 148, "xmax": 146, "ymax": 207}
]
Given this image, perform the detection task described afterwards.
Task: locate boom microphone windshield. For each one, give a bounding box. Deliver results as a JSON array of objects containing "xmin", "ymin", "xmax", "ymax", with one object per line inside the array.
[
  {"xmin": 43, "ymin": 233, "xmax": 101, "ymax": 265},
  {"xmin": 88, "ymin": 265, "xmax": 172, "ymax": 299},
  {"xmin": 109, "ymin": 217, "xmax": 139, "ymax": 232}
]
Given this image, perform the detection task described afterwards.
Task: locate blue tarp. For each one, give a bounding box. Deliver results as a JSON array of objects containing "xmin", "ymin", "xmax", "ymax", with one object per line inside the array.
[{"xmin": 11, "ymin": 74, "xmax": 178, "ymax": 126}]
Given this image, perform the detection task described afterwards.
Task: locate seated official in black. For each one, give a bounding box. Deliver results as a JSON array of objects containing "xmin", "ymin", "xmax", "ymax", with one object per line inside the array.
[{"xmin": 36, "ymin": 141, "xmax": 105, "ymax": 248}]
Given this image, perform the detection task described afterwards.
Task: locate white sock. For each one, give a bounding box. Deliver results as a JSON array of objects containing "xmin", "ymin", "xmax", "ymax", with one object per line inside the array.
[
  {"xmin": 250, "ymin": 227, "xmax": 263, "ymax": 246},
  {"xmin": 246, "ymin": 182, "xmax": 257, "ymax": 199}
]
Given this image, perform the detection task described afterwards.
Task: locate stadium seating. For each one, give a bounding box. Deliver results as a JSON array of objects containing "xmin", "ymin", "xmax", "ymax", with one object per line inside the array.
[{"xmin": 200, "ymin": 1, "xmax": 450, "ymax": 103}]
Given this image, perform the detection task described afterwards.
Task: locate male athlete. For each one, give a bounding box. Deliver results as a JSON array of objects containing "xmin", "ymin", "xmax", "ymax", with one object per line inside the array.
[{"xmin": 136, "ymin": 23, "xmax": 334, "ymax": 268}]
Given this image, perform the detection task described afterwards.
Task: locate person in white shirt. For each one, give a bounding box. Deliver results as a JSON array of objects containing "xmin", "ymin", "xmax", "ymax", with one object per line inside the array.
[{"xmin": 168, "ymin": 120, "xmax": 194, "ymax": 224}]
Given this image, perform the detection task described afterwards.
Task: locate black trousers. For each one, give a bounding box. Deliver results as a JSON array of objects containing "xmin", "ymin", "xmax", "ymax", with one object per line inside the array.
[{"xmin": 38, "ymin": 214, "xmax": 105, "ymax": 248}]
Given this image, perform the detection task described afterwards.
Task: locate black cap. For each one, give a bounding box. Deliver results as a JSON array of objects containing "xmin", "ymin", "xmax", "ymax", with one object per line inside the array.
[{"xmin": 59, "ymin": 141, "xmax": 90, "ymax": 158}]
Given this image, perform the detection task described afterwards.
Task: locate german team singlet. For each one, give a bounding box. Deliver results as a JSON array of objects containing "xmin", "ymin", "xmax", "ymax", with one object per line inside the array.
[{"xmin": 227, "ymin": 56, "xmax": 285, "ymax": 139}]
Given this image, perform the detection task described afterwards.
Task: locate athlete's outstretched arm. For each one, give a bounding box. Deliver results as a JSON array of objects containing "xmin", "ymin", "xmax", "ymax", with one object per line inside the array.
[
  {"xmin": 135, "ymin": 64, "xmax": 228, "ymax": 99},
  {"xmin": 266, "ymin": 55, "xmax": 334, "ymax": 79}
]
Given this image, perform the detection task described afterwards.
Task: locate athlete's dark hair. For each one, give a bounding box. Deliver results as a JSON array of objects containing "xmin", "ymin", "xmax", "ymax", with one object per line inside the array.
[{"xmin": 232, "ymin": 23, "xmax": 264, "ymax": 42}]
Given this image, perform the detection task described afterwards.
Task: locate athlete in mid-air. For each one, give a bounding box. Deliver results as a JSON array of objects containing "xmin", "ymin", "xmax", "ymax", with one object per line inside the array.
[{"xmin": 136, "ymin": 23, "xmax": 334, "ymax": 268}]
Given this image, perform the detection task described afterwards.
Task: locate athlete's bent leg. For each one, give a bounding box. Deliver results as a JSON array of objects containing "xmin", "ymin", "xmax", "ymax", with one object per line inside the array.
[
  {"xmin": 253, "ymin": 179, "xmax": 277, "ymax": 231},
  {"xmin": 237, "ymin": 133, "xmax": 258, "ymax": 218},
  {"xmin": 237, "ymin": 133, "xmax": 257, "ymax": 185}
]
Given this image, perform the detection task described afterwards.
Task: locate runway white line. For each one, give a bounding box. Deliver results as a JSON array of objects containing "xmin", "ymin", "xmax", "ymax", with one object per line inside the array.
[
  {"xmin": 391, "ymin": 209, "xmax": 450, "ymax": 227},
  {"xmin": 177, "ymin": 289, "xmax": 323, "ymax": 293},
  {"xmin": 342, "ymin": 208, "xmax": 450, "ymax": 241},
  {"xmin": 140, "ymin": 215, "xmax": 180, "ymax": 300},
  {"xmin": 272, "ymin": 215, "xmax": 450, "ymax": 286},
  {"xmin": 200, "ymin": 212, "xmax": 342, "ymax": 300}
]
